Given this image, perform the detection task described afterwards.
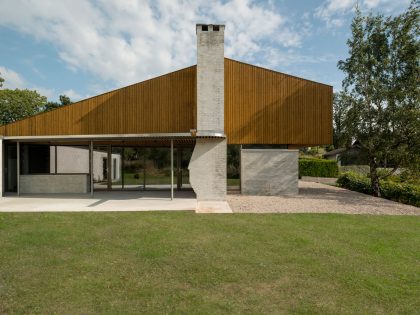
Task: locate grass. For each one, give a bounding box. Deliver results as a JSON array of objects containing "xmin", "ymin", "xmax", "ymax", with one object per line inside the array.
[
  {"xmin": 0, "ymin": 213, "xmax": 419, "ymax": 314},
  {"xmin": 227, "ymin": 178, "xmax": 240, "ymax": 186}
]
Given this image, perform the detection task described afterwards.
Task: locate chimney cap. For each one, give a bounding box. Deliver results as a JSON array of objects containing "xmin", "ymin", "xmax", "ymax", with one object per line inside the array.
[{"xmin": 196, "ymin": 24, "xmax": 225, "ymax": 33}]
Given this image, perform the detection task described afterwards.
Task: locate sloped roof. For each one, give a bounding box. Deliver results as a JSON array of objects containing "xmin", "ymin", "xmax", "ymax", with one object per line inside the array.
[{"xmin": 0, "ymin": 59, "xmax": 332, "ymax": 145}]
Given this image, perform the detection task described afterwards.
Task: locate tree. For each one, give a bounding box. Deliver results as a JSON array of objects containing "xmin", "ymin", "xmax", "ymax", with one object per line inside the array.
[
  {"xmin": 0, "ymin": 88, "xmax": 47, "ymax": 125},
  {"xmin": 338, "ymin": 2, "xmax": 420, "ymax": 196},
  {"xmin": 0, "ymin": 72, "xmax": 4, "ymax": 88},
  {"xmin": 44, "ymin": 94, "xmax": 72, "ymax": 111},
  {"xmin": 332, "ymin": 92, "xmax": 350, "ymax": 148}
]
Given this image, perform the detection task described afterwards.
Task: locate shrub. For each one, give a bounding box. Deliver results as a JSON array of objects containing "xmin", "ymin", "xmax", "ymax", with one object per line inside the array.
[
  {"xmin": 299, "ymin": 158, "xmax": 339, "ymax": 177},
  {"xmin": 339, "ymin": 165, "xmax": 370, "ymax": 176},
  {"xmin": 337, "ymin": 172, "xmax": 420, "ymax": 207},
  {"xmin": 336, "ymin": 172, "xmax": 372, "ymax": 194}
]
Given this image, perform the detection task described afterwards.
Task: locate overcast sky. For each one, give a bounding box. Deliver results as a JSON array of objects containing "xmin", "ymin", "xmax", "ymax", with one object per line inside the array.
[{"xmin": 0, "ymin": 0, "xmax": 411, "ymax": 101}]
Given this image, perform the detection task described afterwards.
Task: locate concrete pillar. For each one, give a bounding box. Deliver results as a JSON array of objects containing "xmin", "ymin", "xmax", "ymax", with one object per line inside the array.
[
  {"xmin": 176, "ymin": 147, "xmax": 182, "ymax": 190},
  {"xmin": 0, "ymin": 137, "xmax": 3, "ymax": 197},
  {"xmin": 189, "ymin": 138, "xmax": 227, "ymax": 201},
  {"xmin": 189, "ymin": 24, "xmax": 230, "ymax": 212}
]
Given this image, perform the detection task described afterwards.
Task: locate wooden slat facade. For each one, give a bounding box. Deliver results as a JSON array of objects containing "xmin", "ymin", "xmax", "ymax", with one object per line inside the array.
[
  {"xmin": 0, "ymin": 66, "xmax": 197, "ymax": 137},
  {"xmin": 0, "ymin": 59, "xmax": 333, "ymax": 145},
  {"xmin": 225, "ymin": 59, "xmax": 333, "ymax": 145}
]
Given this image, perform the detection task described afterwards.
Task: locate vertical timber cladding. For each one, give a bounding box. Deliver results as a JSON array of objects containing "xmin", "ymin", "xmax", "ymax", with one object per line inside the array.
[
  {"xmin": 0, "ymin": 58, "xmax": 333, "ymax": 146},
  {"xmin": 224, "ymin": 58, "xmax": 333, "ymax": 145},
  {"xmin": 0, "ymin": 66, "xmax": 197, "ymax": 137}
]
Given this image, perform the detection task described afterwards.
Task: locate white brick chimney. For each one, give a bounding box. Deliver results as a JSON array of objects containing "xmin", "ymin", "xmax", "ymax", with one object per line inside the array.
[{"xmin": 196, "ymin": 24, "xmax": 225, "ymax": 133}]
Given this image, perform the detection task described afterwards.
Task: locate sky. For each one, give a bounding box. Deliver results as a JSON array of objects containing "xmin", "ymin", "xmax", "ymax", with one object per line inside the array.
[{"xmin": 0, "ymin": 0, "xmax": 412, "ymax": 102}]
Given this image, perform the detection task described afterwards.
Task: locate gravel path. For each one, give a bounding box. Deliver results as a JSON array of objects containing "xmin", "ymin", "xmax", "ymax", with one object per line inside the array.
[{"xmin": 228, "ymin": 181, "xmax": 419, "ymax": 215}]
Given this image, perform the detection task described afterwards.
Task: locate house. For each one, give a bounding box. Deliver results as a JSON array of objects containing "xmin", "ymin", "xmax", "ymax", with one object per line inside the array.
[
  {"xmin": 324, "ymin": 148, "xmax": 346, "ymax": 165},
  {"xmin": 324, "ymin": 141, "xmax": 368, "ymax": 166},
  {"xmin": 0, "ymin": 24, "xmax": 332, "ymax": 211}
]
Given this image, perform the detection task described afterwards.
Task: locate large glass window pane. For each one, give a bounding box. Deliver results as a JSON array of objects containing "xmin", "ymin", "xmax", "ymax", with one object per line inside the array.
[
  {"xmin": 227, "ymin": 145, "xmax": 240, "ymax": 188},
  {"xmin": 5, "ymin": 144, "xmax": 17, "ymax": 192},
  {"xmin": 20, "ymin": 144, "xmax": 50, "ymax": 174},
  {"xmin": 145, "ymin": 147, "xmax": 171, "ymax": 188},
  {"xmin": 122, "ymin": 148, "xmax": 146, "ymax": 190}
]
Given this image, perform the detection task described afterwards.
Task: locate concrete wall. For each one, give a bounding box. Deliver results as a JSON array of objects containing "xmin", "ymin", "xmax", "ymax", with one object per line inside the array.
[
  {"xmin": 241, "ymin": 149, "xmax": 298, "ymax": 195},
  {"xmin": 20, "ymin": 174, "xmax": 89, "ymax": 194},
  {"xmin": 92, "ymin": 151, "xmax": 121, "ymax": 182},
  {"xmin": 49, "ymin": 146, "xmax": 121, "ymax": 182},
  {"xmin": 189, "ymin": 138, "xmax": 226, "ymax": 201}
]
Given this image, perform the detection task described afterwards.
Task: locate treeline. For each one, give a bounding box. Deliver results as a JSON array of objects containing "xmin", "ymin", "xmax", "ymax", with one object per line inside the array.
[{"xmin": 0, "ymin": 74, "xmax": 72, "ymax": 125}]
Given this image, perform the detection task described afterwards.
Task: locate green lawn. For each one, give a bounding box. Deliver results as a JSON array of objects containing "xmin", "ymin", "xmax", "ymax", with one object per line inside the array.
[{"xmin": 0, "ymin": 213, "xmax": 419, "ymax": 314}]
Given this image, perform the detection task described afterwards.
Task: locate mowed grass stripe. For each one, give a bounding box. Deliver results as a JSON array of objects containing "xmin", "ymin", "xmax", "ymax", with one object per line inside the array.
[{"xmin": 0, "ymin": 213, "xmax": 419, "ymax": 314}]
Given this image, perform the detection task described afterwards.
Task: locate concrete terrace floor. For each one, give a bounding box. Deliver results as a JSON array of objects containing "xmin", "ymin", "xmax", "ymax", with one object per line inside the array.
[
  {"xmin": 0, "ymin": 181, "xmax": 418, "ymax": 214},
  {"xmin": 0, "ymin": 190, "xmax": 197, "ymax": 212},
  {"xmin": 228, "ymin": 181, "xmax": 420, "ymax": 215}
]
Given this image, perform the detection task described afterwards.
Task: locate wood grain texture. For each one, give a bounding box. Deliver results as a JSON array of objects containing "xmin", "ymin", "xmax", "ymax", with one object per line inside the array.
[
  {"xmin": 0, "ymin": 66, "xmax": 196, "ymax": 137},
  {"xmin": 225, "ymin": 59, "xmax": 333, "ymax": 145},
  {"xmin": 0, "ymin": 59, "xmax": 332, "ymax": 145}
]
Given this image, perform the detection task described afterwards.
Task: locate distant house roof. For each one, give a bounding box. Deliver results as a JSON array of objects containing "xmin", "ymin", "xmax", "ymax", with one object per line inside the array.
[{"xmin": 324, "ymin": 148, "xmax": 346, "ymax": 157}]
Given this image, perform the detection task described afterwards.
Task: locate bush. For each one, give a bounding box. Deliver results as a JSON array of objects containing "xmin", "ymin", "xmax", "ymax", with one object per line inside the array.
[
  {"xmin": 339, "ymin": 165, "xmax": 370, "ymax": 176},
  {"xmin": 336, "ymin": 172, "xmax": 372, "ymax": 194},
  {"xmin": 337, "ymin": 172, "xmax": 420, "ymax": 207},
  {"xmin": 299, "ymin": 158, "xmax": 339, "ymax": 177}
]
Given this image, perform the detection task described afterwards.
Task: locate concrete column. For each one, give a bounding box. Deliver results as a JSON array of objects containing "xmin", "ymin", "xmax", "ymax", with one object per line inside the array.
[
  {"xmin": 90, "ymin": 141, "xmax": 94, "ymax": 196},
  {"xmin": 17, "ymin": 141, "xmax": 20, "ymax": 196},
  {"xmin": 189, "ymin": 138, "xmax": 227, "ymax": 201},
  {"xmin": 171, "ymin": 139, "xmax": 174, "ymax": 200},
  {"xmin": 190, "ymin": 24, "xmax": 230, "ymax": 213},
  {"xmin": 176, "ymin": 148, "xmax": 182, "ymax": 190},
  {"xmin": 0, "ymin": 137, "xmax": 3, "ymax": 197}
]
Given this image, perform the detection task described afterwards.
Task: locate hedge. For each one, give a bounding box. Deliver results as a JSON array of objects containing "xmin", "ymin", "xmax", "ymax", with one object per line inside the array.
[
  {"xmin": 337, "ymin": 172, "xmax": 420, "ymax": 207},
  {"xmin": 299, "ymin": 158, "xmax": 339, "ymax": 177}
]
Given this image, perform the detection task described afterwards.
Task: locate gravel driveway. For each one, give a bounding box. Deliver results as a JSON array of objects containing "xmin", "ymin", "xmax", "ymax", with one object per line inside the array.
[{"xmin": 228, "ymin": 181, "xmax": 419, "ymax": 215}]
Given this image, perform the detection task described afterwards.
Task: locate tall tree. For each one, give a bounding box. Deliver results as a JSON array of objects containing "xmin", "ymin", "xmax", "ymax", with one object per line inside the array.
[
  {"xmin": 0, "ymin": 88, "xmax": 47, "ymax": 125},
  {"xmin": 44, "ymin": 94, "xmax": 72, "ymax": 111},
  {"xmin": 338, "ymin": 2, "xmax": 420, "ymax": 196},
  {"xmin": 332, "ymin": 92, "xmax": 350, "ymax": 148}
]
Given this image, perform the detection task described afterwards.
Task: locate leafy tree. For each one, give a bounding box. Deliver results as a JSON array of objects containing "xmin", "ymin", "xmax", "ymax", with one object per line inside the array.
[
  {"xmin": 44, "ymin": 94, "xmax": 72, "ymax": 111},
  {"xmin": 332, "ymin": 92, "xmax": 350, "ymax": 148},
  {"xmin": 0, "ymin": 88, "xmax": 47, "ymax": 125},
  {"xmin": 338, "ymin": 2, "xmax": 420, "ymax": 196},
  {"xmin": 0, "ymin": 72, "xmax": 4, "ymax": 88}
]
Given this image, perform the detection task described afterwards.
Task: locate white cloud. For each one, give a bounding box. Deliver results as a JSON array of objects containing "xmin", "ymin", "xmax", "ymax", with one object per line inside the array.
[
  {"xmin": 0, "ymin": 66, "xmax": 25, "ymax": 89},
  {"xmin": 262, "ymin": 48, "xmax": 336, "ymax": 69},
  {"xmin": 315, "ymin": 0, "xmax": 411, "ymax": 28},
  {"xmin": 0, "ymin": 0, "xmax": 304, "ymax": 88},
  {"xmin": 1, "ymin": 65, "xmax": 60, "ymax": 100},
  {"xmin": 61, "ymin": 89, "xmax": 86, "ymax": 101}
]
